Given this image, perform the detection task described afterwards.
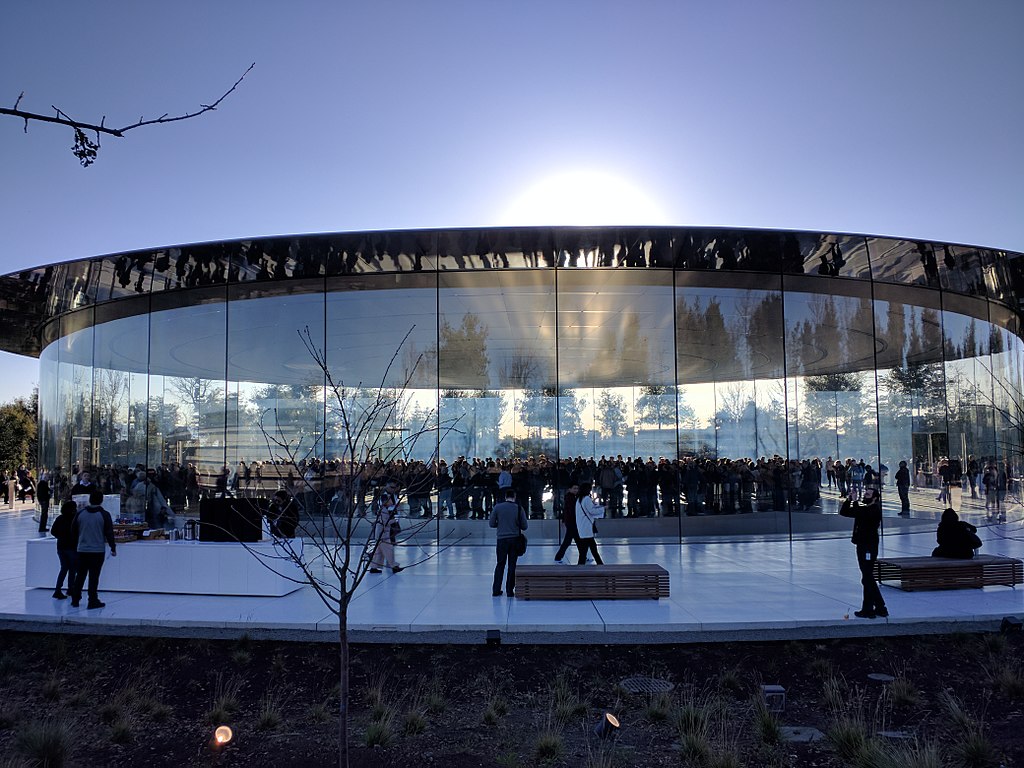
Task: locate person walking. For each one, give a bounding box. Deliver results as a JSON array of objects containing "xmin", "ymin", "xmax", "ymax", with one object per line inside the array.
[
  {"xmin": 49, "ymin": 500, "xmax": 79, "ymax": 599},
  {"xmin": 489, "ymin": 488, "xmax": 528, "ymax": 597},
  {"xmin": 69, "ymin": 489, "xmax": 117, "ymax": 609},
  {"xmin": 839, "ymin": 487, "xmax": 888, "ymax": 619},
  {"xmin": 553, "ymin": 482, "xmax": 581, "ymax": 564},
  {"xmin": 575, "ymin": 482, "xmax": 605, "ymax": 566}
]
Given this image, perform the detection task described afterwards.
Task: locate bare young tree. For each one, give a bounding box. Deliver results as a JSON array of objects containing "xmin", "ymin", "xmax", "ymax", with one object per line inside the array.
[
  {"xmin": 250, "ymin": 326, "xmax": 462, "ymax": 768},
  {"xmin": 2, "ymin": 63, "xmax": 254, "ymax": 166}
]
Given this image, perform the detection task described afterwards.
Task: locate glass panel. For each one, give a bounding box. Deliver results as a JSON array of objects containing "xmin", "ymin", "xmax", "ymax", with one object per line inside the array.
[
  {"xmin": 57, "ymin": 315, "xmax": 95, "ymax": 477},
  {"xmin": 677, "ymin": 275, "xmax": 786, "ymax": 533},
  {"xmin": 149, "ymin": 294, "xmax": 228, "ymax": 480},
  {"xmin": 91, "ymin": 309, "xmax": 148, "ymax": 469},
  {"xmin": 226, "ymin": 289, "xmax": 327, "ymax": 508},
  {"xmin": 558, "ymin": 270, "xmax": 676, "ymax": 538},
  {"xmin": 795, "ymin": 234, "xmax": 870, "ymax": 279},
  {"xmin": 785, "ymin": 282, "xmax": 879, "ymax": 525},
  {"xmin": 38, "ymin": 343, "xmax": 60, "ymax": 477},
  {"xmin": 868, "ymin": 237, "xmax": 937, "ymax": 287}
]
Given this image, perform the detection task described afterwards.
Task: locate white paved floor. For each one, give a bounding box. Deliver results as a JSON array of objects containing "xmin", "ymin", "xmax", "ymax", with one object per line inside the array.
[{"xmin": 1, "ymin": 493, "xmax": 1023, "ymax": 644}]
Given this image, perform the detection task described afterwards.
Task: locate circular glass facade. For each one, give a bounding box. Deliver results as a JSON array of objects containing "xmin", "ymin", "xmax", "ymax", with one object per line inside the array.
[{"xmin": 6, "ymin": 227, "xmax": 1023, "ymax": 542}]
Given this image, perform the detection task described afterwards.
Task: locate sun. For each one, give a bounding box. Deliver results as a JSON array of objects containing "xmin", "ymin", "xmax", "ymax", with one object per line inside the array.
[{"xmin": 498, "ymin": 170, "xmax": 669, "ymax": 226}]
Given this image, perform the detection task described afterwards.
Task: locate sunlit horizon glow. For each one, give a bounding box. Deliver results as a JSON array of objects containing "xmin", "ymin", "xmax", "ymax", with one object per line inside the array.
[{"xmin": 498, "ymin": 170, "xmax": 671, "ymax": 227}]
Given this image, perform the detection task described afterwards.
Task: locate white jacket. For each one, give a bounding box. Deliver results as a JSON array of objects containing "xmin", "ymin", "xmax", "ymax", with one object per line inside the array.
[{"xmin": 576, "ymin": 495, "xmax": 603, "ymax": 539}]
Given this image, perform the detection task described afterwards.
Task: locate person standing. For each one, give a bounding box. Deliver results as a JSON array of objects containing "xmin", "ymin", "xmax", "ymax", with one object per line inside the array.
[
  {"xmin": 49, "ymin": 500, "xmax": 79, "ymax": 599},
  {"xmin": 553, "ymin": 482, "xmax": 581, "ymax": 564},
  {"xmin": 575, "ymin": 482, "xmax": 605, "ymax": 566},
  {"xmin": 489, "ymin": 488, "xmax": 528, "ymax": 597},
  {"xmin": 839, "ymin": 487, "xmax": 887, "ymax": 619},
  {"xmin": 69, "ymin": 489, "xmax": 117, "ymax": 609},
  {"xmin": 368, "ymin": 481, "xmax": 403, "ymax": 574},
  {"xmin": 36, "ymin": 472, "xmax": 52, "ymax": 533},
  {"xmin": 895, "ymin": 460, "xmax": 911, "ymax": 516}
]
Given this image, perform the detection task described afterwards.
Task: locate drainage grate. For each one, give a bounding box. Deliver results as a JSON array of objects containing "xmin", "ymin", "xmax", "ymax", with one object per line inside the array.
[{"xmin": 619, "ymin": 676, "xmax": 674, "ymax": 694}]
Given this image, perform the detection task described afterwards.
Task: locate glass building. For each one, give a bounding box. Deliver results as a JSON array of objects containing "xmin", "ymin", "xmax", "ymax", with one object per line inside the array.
[{"xmin": 2, "ymin": 226, "xmax": 1022, "ymax": 543}]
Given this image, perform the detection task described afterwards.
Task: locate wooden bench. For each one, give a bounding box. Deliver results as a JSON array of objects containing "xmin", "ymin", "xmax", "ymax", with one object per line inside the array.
[
  {"xmin": 515, "ymin": 564, "xmax": 670, "ymax": 600},
  {"xmin": 873, "ymin": 555, "xmax": 1024, "ymax": 591}
]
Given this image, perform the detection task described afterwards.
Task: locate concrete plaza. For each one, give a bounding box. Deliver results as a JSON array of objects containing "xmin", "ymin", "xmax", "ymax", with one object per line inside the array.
[{"xmin": 1, "ymin": 489, "xmax": 1022, "ymax": 644}]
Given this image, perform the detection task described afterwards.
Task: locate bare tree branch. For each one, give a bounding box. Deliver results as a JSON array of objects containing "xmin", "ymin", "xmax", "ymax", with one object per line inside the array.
[{"xmin": 2, "ymin": 63, "xmax": 254, "ymax": 165}]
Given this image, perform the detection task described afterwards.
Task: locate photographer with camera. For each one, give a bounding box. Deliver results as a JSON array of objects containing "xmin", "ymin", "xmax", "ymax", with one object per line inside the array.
[{"xmin": 839, "ymin": 487, "xmax": 888, "ymax": 619}]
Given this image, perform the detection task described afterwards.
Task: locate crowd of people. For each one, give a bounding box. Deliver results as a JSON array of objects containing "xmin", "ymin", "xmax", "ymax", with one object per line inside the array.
[{"xmin": 25, "ymin": 450, "xmax": 1016, "ymax": 531}]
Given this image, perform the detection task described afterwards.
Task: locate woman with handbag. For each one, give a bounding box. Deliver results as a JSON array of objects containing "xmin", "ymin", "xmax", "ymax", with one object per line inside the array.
[{"xmin": 575, "ymin": 482, "xmax": 604, "ymax": 566}]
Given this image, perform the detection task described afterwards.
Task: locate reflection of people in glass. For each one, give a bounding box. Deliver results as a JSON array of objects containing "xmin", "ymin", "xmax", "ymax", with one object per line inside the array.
[{"xmin": 267, "ymin": 490, "xmax": 299, "ymax": 539}]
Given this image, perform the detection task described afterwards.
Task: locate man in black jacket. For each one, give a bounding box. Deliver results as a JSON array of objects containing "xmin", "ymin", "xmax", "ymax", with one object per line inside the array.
[{"xmin": 839, "ymin": 488, "xmax": 888, "ymax": 619}]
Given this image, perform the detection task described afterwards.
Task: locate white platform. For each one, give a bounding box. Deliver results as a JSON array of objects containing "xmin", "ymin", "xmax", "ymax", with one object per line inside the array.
[
  {"xmin": 25, "ymin": 537, "xmax": 305, "ymax": 597},
  {"xmin": 1, "ymin": 493, "xmax": 1022, "ymax": 643}
]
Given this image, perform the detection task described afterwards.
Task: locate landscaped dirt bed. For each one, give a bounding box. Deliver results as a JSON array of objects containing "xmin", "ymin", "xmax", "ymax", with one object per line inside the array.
[{"xmin": 1, "ymin": 629, "xmax": 1022, "ymax": 766}]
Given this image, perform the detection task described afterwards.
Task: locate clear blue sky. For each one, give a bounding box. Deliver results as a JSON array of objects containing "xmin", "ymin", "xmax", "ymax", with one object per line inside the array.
[{"xmin": 2, "ymin": 1, "xmax": 1022, "ymax": 403}]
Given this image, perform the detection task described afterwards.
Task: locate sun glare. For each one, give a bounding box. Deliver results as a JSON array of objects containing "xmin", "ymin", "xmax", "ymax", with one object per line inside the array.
[{"xmin": 498, "ymin": 170, "xmax": 669, "ymax": 226}]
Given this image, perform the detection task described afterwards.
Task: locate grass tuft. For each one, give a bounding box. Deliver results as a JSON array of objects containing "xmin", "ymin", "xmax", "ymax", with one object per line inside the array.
[
  {"xmin": 207, "ymin": 671, "xmax": 243, "ymax": 724},
  {"xmin": 482, "ymin": 695, "xmax": 508, "ymax": 726},
  {"xmin": 827, "ymin": 715, "xmax": 868, "ymax": 763},
  {"xmin": 109, "ymin": 716, "xmax": 133, "ymax": 744},
  {"xmin": 257, "ymin": 688, "xmax": 285, "ymax": 730},
  {"xmin": 308, "ymin": 699, "xmax": 331, "ymax": 723},
  {"xmin": 753, "ymin": 697, "xmax": 782, "ymax": 746},
  {"xmin": 533, "ymin": 728, "xmax": 564, "ymax": 762},
  {"xmin": 645, "ymin": 691, "xmax": 672, "ymax": 722},
  {"xmin": 15, "ymin": 717, "xmax": 74, "ymax": 767},
  {"xmin": 364, "ymin": 709, "xmax": 394, "ymax": 747}
]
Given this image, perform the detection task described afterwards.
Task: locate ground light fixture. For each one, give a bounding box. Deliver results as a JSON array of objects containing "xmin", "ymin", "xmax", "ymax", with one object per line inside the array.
[
  {"xmin": 594, "ymin": 712, "xmax": 620, "ymax": 739},
  {"xmin": 213, "ymin": 725, "xmax": 233, "ymax": 746}
]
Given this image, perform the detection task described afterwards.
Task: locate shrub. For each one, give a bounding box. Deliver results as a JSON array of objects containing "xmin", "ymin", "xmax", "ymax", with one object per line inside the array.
[
  {"xmin": 989, "ymin": 662, "xmax": 1024, "ymax": 699},
  {"xmin": 822, "ymin": 674, "xmax": 848, "ymax": 714},
  {"xmin": 679, "ymin": 731, "xmax": 711, "ymax": 764},
  {"xmin": 308, "ymin": 699, "xmax": 331, "ymax": 723},
  {"xmin": 364, "ymin": 710, "xmax": 394, "ymax": 747},
  {"xmin": 534, "ymin": 728, "xmax": 564, "ymax": 762},
  {"xmin": 207, "ymin": 671, "xmax": 243, "ymax": 723},
  {"xmin": 483, "ymin": 695, "xmax": 509, "ymax": 726},
  {"xmin": 15, "ymin": 718, "xmax": 74, "ymax": 768},
  {"xmin": 950, "ymin": 727, "xmax": 1001, "ymax": 768},
  {"xmin": 940, "ymin": 689, "xmax": 979, "ymax": 734},
  {"xmin": 258, "ymin": 689, "xmax": 284, "ymax": 731},
  {"xmin": 41, "ymin": 675, "xmax": 61, "ymax": 702},
  {"xmin": 753, "ymin": 698, "xmax": 781, "ymax": 746},
  {"xmin": 890, "ymin": 674, "xmax": 921, "ymax": 709},
  {"xmin": 403, "ymin": 708, "xmax": 427, "ymax": 735},
  {"xmin": 827, "ymin": 716, "xmax": 868, "ymax": 764},
  {"xmin": 645, "ymin": 691, "xmax": 672, "ymax": 722},
  {"xmin": 109, "ymin": 716, "xmax": 133, "ymax": 744},
  {"xmin": 717, "ymin": 667, "xmax": 745, "ymax": 697}
]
